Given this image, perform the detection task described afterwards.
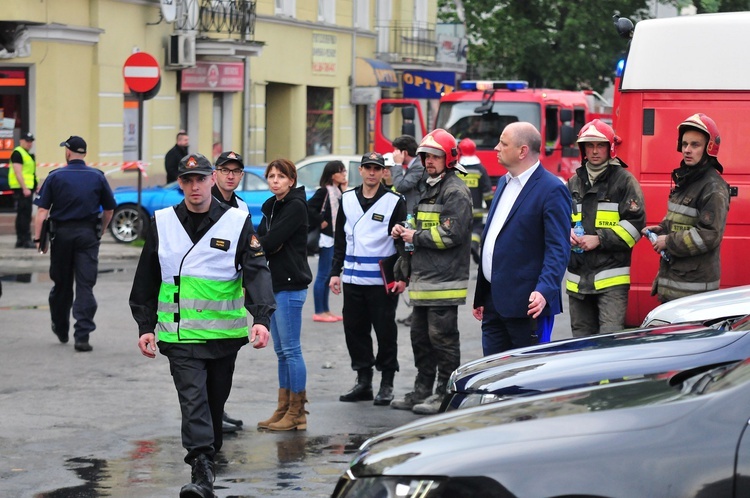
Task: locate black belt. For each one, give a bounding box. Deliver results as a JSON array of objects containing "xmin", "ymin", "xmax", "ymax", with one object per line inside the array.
[{"xmin": 52, "ymin": 220, "xmax": 97, "ymax": 229}]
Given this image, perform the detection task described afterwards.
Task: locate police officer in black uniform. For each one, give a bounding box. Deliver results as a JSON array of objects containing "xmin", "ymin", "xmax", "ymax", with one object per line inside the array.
[
  {"xmin": 33, "ymin": 136, "xmax": 117, "ymax": 352},
  {"xmin": 129, "ymin": 153, "xmax": 275, "ymax": 498}
]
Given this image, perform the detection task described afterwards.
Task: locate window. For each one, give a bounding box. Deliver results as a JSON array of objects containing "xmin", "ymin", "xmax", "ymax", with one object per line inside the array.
[
  {"xmin": 275, "ymin": 0, "xmax": 296, "ymax": 17},
  {"xmin": 318, "ymin": 0, "xmax": 335, "ymax": 24},
  {"xmin": 355, "ymin": 0, "xmax": 370, "ymax": 29},
  {"xmin": 306, "ymin": 87, "xmax": 334, "ymax": 157}
]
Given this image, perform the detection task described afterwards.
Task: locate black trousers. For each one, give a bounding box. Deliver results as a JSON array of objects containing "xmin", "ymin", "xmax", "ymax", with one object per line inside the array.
[
  {"xmin": 168, "ymin": 353, "xmax": 237, "ymax": 463},
  {"xmin": 13, "ymin": 189, "xmax": 33, "ymax": 244},
  {"xmin": 342, "ymin": 283, "xmax": 399, "ymax": 373},
  {"xmin": 48, "ymin": 226, "xmax": 100, "ymax": 342}
]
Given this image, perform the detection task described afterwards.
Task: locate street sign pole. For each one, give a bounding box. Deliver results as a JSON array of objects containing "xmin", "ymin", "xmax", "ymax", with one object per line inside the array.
[{"xmin": 122, "ymin": 51, "xmax": 161, "ymax": 240}]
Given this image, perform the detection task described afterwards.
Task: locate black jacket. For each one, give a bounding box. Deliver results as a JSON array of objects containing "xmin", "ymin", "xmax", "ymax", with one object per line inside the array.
[
  {"xmin": 258, "ymin": 186, "xmax": 313, "ymax": 292},
  {"xmin": 308, "ymin": 186, "xmax": 340, "ymax": 238},
  {"xmin": 164, "ymin": 144, "xmax": 187, "ymax": 184}
]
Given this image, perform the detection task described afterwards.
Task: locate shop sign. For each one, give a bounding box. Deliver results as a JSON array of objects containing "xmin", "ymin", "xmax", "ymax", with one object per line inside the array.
[
  {"xmin": 181, "ymin": 62, "xmax": 244, "ymax": 92},
  {"xmin": 312, "ymin": 32, "xmax": 337, "ymax": 75},
  {"xmin": 402, "ymin": 71, "xmax": 456, "ymax": 99}
]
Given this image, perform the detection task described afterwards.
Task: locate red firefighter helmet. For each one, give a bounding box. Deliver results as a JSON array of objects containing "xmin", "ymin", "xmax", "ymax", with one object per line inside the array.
[
  {"xmin": 417, "ymin": 129, "xmax": 463, "ymax": 172},
  {"xmin": 677, "ymin": 113, "xmax": 720, "ymax": 157},
  {"xmin": 576, "ymin": 119, "xmax": 622, "ymax": 159},
  {"xmin": 458, "ymin": 138, "xmax": 481, "ymax": 166}
]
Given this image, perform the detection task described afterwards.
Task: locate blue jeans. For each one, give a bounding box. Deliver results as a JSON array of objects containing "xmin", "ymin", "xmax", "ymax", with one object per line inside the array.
[
  {"xmin": 270, "ymin": 289, "xmax": 308, "ymax": 393},
  {"xmin": 313, "ymin": 245, "xmax": 333, "ymax": 313}
]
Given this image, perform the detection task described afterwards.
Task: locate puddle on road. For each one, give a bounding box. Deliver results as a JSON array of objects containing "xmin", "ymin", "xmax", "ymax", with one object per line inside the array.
[
  {"xmin": 36, "ymin": 433, "xmax": 373, "ymax": 497},
  {"xmin": 0, "ymin": 268, "xmax": 127, "ymax": 285}
]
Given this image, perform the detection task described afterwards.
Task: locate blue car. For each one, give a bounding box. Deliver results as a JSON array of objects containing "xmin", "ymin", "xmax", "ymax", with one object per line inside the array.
[{"xmin": 109, "ymin": 166, "xmax": 270, "ymax": 243}]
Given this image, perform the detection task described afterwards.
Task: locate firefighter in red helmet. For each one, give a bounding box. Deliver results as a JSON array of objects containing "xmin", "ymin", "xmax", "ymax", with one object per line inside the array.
[
  {"xmin": 390, "ymin": 128, "xmax": 473, "ymax": 415},
  {"xmin": 567, "ymin": 119, "xmax": 646, "ymax": 336},
  {"xmin": 643, "ymin": 113, "xmax": 730, "ymax": 302},
  {"xmin": 457, "ymin": 138, "xmax": 493, "ymax": 264}
]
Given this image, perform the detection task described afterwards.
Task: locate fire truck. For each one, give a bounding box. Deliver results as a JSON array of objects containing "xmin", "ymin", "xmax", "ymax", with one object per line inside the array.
[
  {"xmin": 373, "ymin": 80, "xmax": 611, "ymax": 185},
  {"xmin": 615, "ymin": 13, "xmax": 750, "ymax": 326}
]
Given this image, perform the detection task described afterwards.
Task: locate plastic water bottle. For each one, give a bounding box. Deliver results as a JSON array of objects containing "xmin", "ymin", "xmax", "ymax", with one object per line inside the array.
[
  {"xmin": 404, "ymin": 214, "xmax": 415, "ymax": 252},
  {"xmin": 572, "ymin": 221, "xmax": 584, "ymax": 253},
  {"xmin": 645, "ymin": 229, "xmax": 671, "ymax": 262}
]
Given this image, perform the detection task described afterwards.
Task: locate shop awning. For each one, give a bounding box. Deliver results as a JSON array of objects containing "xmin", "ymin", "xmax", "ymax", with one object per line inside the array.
[{"xmin": 355, "ymin": 58, "xmax": 398, "ymax": 88}]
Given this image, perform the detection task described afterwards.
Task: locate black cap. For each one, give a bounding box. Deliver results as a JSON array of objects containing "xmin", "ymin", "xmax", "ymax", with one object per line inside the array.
[
  {"xmin": 360, "ymin": 151, "xmax": 385, "ymax": 168},
  {"xmin": 178, "ymin": 153, "xmax": 213, "ymax": 177},
  {"xmin": 22, "ymin": 132, "xmax": 35, "ymax": 142},
  {"xmin": 60, "ymin": 136, "xmax": 87, "ymax": 153},
  {"xmin": 215, "ymin": 150, "xmax": 244, "ymax": 167}
]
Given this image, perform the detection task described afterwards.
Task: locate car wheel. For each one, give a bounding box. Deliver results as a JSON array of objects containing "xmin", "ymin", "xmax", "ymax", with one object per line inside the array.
[{"xmin": 110, "ymin": 205, "xmax": 148, "ymax": 243}]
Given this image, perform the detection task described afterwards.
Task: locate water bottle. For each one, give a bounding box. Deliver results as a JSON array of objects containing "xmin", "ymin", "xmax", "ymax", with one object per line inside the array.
[
  {"xmin": 403, "ymin": 214, "xmax": 415, "ymax": 252},
  {"xmin": 645, "ymin": 229, "xmax": 671, "ymax": 262},
  {"xmin": 572, "ymin": 221, "xmax": 584, "ymax": 253}
]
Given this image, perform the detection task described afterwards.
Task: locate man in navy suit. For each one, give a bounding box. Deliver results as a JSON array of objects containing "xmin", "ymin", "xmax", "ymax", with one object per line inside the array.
[{"xmin": 473, "ymin": 122, "xmax": 571, "ymax": 355}]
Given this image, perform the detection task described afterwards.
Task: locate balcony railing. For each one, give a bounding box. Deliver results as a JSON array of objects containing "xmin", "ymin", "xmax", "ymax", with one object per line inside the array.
[
  {"xmin": 176, "ymin": 0, "xmax": 257, "ymax": 40},
  {"xmin": 376, "ymin": 21, "xmax": 437, "ymax": 63}
]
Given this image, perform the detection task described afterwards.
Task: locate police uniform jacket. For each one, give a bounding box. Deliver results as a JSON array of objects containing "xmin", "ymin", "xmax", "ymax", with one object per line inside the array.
[
  {"xmin": 129, "ymin": 198, "xmax": 275, "ymax": 359},
  {"xmin": 654, "ymin": 159, "xmax": 730, "ymax": 302},
  {"xmin": 211, "ymin": 185, "xmax": 249, "ymax": 213},
  {"xmin": 566, "ymin": 159, "xmax": 646, "ymax": 295}
]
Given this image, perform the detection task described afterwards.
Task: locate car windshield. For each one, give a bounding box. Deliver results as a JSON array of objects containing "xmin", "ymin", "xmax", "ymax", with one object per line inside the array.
[{"xmin": 435, "ymin": 102, "xmax": 541, "ymax": 149}]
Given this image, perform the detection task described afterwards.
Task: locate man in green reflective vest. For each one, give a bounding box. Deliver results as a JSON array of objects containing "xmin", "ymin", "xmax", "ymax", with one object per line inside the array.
[
  {"xmin": 9, "ymin": 132, "xmax": 37, "ymax": 248},
  {"xmin": 130, "ymin": 153, "xmax": 276, "ymax": 498}
]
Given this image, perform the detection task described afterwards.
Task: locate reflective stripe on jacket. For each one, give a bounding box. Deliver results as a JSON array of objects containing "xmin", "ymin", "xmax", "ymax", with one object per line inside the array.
[
  {"xmin": 566, "ymin": 160, "xmax": 645, "ymax": 295},
  {"xmin": 154, "ymin": 206, "xmax": 248, "ymax": 343},
  {"xmin": 341, "ymin": 189, "xmax": 399, "ymax": 286},
  {"xmin": 8, "ymin": 146, "xmax": 35, "ymax": 189}
]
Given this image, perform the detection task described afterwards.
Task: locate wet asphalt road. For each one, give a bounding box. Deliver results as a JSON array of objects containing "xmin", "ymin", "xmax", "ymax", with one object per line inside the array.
[{"xmin": 0, "ymin": 234, "xmax": 572, "ymax": 497}]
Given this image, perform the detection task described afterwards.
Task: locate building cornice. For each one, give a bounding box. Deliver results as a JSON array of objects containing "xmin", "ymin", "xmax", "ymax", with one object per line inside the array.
[
  {"xmin": 256, "ymin": 14, "xmax": 376, "ymax": 38},
  {"xmin": 26, "ymin": 23, "xmax": 104, "ymax": 45}
]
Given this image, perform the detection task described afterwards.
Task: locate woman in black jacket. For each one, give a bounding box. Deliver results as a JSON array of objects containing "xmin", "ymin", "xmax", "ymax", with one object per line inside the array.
[
  {"xmin": 256, "ymin": 158, "xmax": 312, "ymax": 431},
  {"xmin": 308, "ymin": 160, "xmax": 347, "ymax": 322}
]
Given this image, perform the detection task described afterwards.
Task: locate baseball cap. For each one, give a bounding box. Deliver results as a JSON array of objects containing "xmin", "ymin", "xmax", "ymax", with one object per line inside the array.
[
  {"xmin": 360, "ymin": 152, "xmax": 386, "ymax": 168},
  {"xmin": 215, "ymin": 150, "xmax": 244, "ymax": 167},
  {"xmin": 60, "ymin": 136, "xmax": 87, "ymax": 153},
  {"xmin": 178, "ymin": 153, "xmax": 213, "ymax": 177},
  {"xmin": 22, "ymin": 132, "xmax": 35, "ymax": 142}
]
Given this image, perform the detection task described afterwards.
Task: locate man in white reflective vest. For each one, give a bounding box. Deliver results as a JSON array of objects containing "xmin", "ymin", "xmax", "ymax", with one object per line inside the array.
[
  {"xmin": 330, "ymin": 152, "xmax": 407, "ymax": 407},
  {"xmin": 130, "ymin": 153, "xmax": 275, "ymax": 498}
]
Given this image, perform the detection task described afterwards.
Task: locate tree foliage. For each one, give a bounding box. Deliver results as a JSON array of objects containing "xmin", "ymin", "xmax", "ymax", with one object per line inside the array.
[{"xmin": 440, "ymin": 0, "xmax": 653, "ymax": 93}]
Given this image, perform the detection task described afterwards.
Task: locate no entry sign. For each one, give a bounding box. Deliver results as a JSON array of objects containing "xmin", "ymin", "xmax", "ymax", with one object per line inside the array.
[{"xmin": 123, "ymin": 52, "xmax": 161, "ymax": 94}]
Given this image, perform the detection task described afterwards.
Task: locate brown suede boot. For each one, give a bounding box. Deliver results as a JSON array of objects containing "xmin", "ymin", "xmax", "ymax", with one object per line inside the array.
[
  {"xmin": 267, "ymin": 391, "xmax": 308, "ymax": 431},
  {"xmin": 257, "ymin": 388, "xmax": 290, "ymax": 429}
]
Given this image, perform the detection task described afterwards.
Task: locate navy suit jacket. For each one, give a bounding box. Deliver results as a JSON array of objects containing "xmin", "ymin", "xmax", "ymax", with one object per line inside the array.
[{"xmin": 474, "ymin": 164, "xmax": 571, "ymax": 318}]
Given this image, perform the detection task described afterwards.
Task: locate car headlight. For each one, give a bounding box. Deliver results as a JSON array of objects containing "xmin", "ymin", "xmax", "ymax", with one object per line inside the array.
[
  {"xmin": 458, "ymin": 392, "xmax": 501, "ymax": 409},
  {"xmin": 333, "ymin": 471, "xmax": 444, "ymax": 498}
]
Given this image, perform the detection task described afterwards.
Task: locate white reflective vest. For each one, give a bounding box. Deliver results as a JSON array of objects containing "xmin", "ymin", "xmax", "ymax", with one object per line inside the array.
[
  {"xmin": 154, "ymin": 206, "xmax": 248, "ymax": 343},
  {"xmin": 341, "ymin": 190, "xmax": 400, "ymax": 286}
]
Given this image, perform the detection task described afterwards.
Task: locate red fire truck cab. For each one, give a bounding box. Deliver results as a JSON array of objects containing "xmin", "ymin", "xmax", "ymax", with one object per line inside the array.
[
  {"xmin": 616, "ymin": 13, "xmax": 750, "ymax": 325},
  {"xmin": 434, "ymin": 81, "xmax": 610, "ymax": 185}
]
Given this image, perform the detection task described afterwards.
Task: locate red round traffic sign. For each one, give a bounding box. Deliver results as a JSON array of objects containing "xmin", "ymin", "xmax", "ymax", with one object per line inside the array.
[{"xmin": 123, "ymin": 52, "xmax": 161, "ymax": 94}]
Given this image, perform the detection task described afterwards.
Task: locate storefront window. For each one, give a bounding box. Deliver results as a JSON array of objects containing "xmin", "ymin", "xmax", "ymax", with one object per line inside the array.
[{"xmin": 306, "ymin": 87, "xmax": 333, "ymax": 156}]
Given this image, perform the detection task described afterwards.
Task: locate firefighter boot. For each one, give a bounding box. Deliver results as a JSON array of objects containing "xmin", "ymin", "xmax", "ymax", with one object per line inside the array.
[
  {"xmin": 390, "ymin": 380, "xmax": 433, "ymax": 411},
  {"xmin": 339, "ymin": 368, "xmax": 374, "ymax": 402},
  {"xmin": 179, "ymin": 454, "xmax": 215, "ymax": 498},
  {"xmin": 257, "ymin": 388, "xmax": 290, "ymax": 429}
]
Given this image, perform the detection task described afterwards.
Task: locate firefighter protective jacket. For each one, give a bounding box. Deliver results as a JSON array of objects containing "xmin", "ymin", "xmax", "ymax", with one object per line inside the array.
[
  {"xmin": 403, "ymin": 169, "xmax": 473, "ymax": 306},
  {"xmin": 654, "ymin": 161, "xmax": 730, "ymax": 302},
  {"xmin": 566, "ymin": 159, "xmax": 646, "ymax": 295}
]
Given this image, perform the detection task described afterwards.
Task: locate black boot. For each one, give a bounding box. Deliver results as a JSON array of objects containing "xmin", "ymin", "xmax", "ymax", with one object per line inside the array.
[
  {"xmin": 339, "ymin": 368, "xmax": 374, "ymax": 402},
  {"xmin": 374, "ymin": 371, "xmax": 395, "ymax": 406},
  {"xmin": 180, "ymin": 454, "xmax": 215, "ymax": 498}
]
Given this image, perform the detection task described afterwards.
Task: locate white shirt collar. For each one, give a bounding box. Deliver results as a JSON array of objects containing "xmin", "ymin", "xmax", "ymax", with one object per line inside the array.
[{"xmin": 504, "ymin": 161, "xmax": 540, "ymax": 187}]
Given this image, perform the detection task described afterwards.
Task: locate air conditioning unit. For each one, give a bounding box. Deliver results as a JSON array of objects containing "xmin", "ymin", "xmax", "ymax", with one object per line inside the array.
[{"xmin": 166, "ymin": 32, "xmax": 196, "ymax": 69}]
